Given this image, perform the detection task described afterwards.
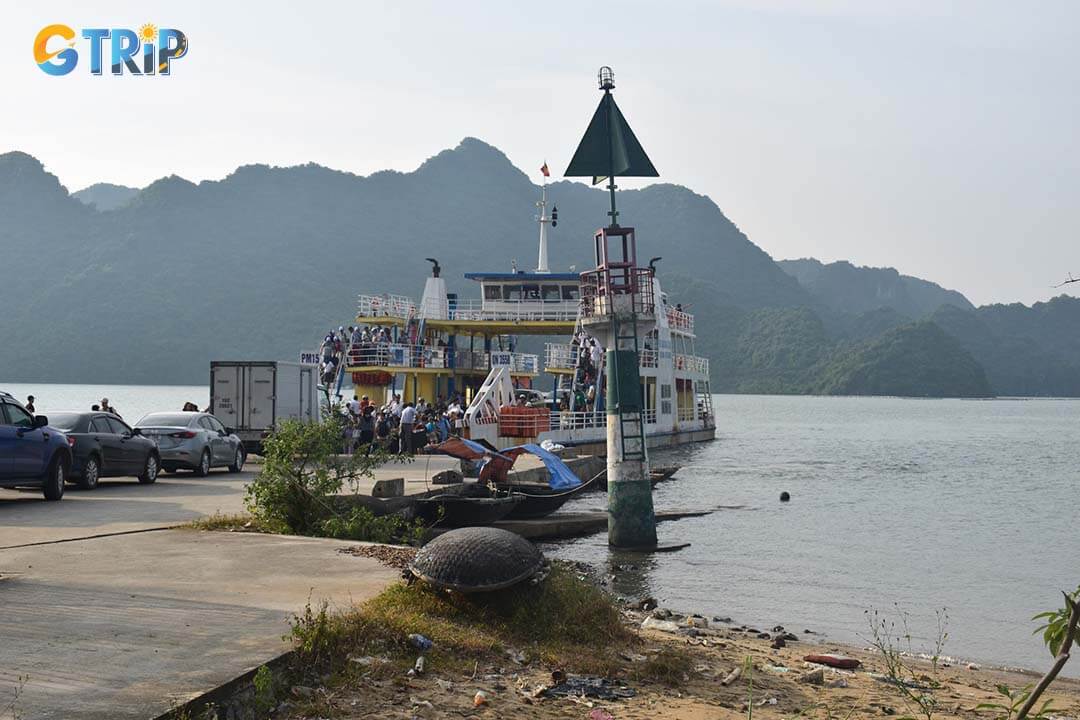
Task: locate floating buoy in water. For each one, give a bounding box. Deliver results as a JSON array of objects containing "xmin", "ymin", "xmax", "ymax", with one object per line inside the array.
[{"xmin": 780, "ymin": 491, "xmax": 791, "ymax": 502}]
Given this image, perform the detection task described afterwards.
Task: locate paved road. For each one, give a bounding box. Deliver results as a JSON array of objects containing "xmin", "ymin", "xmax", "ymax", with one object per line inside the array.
[
  {"xmin": 0, "ymin": 468, "xmax": 252, "ymax": 548},
  {"xmin": 0, "ymin": 466, "xmax": 397, "ymax": 720}
]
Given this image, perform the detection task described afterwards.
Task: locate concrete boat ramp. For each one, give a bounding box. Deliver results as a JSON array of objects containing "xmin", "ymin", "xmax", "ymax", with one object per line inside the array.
[{"xmin": 0, "ymin": 455, "xmax": 701, "ymax": 719}]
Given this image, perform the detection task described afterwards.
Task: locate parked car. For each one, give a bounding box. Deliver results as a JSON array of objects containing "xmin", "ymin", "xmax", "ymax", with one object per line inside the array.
[
  {"xmin": 514, "ymin": 388, "xmax": 549, "ymax": 408},
  {"xmin": 48, "ymin": 411, "xmax": 160, "ymax": 489},
  {"xmin": 135, "ymin": 412, "xmax": 245, "ymax": 476},
  {"xmin": 0, "ymin": 391, "xmax": 71, "ymax": 500}
]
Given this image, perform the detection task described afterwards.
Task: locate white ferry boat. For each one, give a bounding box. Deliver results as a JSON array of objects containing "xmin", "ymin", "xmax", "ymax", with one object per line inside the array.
[{"xmin": 341, "ymin": 185, "xmax": 715, "ymax": 455}]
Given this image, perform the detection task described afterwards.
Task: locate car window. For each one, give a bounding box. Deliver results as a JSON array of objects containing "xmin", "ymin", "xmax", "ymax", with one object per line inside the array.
[
  {"xmin": 3, "ymin": 403, "xmax": 33, "ymax": 428},
  {"xmin": 91, "ymin": 417, "xmax": 112, "ymax": 433},
  {"xmin": 106, "ymin": 417, "xmax": 131, "ymax": 435},
  {"xmin": 197, "ymin": 417, "xmax": 215, "ymax": 431},
  {"xmin": 206, "ymin": 416, "xmax": 226, "ymax": 433}
]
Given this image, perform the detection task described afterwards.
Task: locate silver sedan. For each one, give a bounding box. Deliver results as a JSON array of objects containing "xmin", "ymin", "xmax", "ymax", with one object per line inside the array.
[{"xmin": 135, "ymin": 412, "xmax": 245, "ymax": 476}]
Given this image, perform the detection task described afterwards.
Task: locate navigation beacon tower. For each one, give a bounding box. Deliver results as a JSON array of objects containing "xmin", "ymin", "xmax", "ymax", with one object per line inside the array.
[{"xmin": 565, "ymin": 67, "xmax": 660, "ymax": 548}]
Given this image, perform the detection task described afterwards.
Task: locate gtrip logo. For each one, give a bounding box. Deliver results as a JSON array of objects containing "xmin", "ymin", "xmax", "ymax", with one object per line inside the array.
[{"xmin": 34, "ymin": 24, "xmax": 188, "ymax": 76}]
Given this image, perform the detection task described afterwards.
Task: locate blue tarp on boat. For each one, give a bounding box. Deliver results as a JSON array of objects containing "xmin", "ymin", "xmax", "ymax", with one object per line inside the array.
[
  {"xmin": 505, "ymin": 443, "xmax": 582, "ymax": 490},
  {"xmin": 431, "ymin": 438, "xmax": 581, "ymax": 490}
]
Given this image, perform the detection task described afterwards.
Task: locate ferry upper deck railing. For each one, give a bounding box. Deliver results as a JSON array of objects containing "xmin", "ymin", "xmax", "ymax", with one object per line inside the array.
[
  {"xmin": 438, "ymin": 299, "xmax": 578, "ymax": 323},
  {"xmin": 347, "ymin": 343, "xmax": 538, "ymax": 373},
  {"xmin": 544, "ymin": 342, "xmax": 579, "ymax": 370},
  {"xmin": 666, "ymin": 307, "xmax": 695, "ymax": 334},
  {"xmin": 357, "ymin": 294, "xmax": 416, "ymax": 319},
  {"xmin": 674, "ymin": 353, "xmax": 709, "ymax": 375},
  {"xmin": 545, "ymin": 342, "xmax": 659, "ymax": 370},
  {"xmin": 579, "ymin": 267, "xmax": 655, "ymax": 320}
]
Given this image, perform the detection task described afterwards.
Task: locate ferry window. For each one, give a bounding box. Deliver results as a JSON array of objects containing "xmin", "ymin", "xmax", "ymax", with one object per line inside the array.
[
  {"xmin": 504, "ymin": 285, "xmax": 522, "ymax": 300},
  {"xmin": 484, "ymin": 285, "xmax": 502, "ymax": 300},
  {"xmin": 541, "ymin": 284, "xmax": 560, "ymax": 301},
  {"xmin": 561, "ymin": 285, "xmax": 580, "ymax": 301},
  {"xmin": 523, "ymin": 284, "xmax": 540, "ymax": 300}
]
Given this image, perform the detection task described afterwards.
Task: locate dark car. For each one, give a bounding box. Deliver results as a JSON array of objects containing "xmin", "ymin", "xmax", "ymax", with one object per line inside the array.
[
  {"xmin": 0, "ymin": 391, "xmax": 71, "ymax": 501},
  {"xmin": 48, "ymin": 411, "xmax": 160, "ymax": 489},
  {"xmin": 136, "ymin": 412, "xmax": 245, "ymax": 476}
]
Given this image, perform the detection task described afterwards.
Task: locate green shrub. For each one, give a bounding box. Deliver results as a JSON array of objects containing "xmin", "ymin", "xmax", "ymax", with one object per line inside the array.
[{"xmin": 245, "ymin": 417, "xmax": 373, "ymax": 534}]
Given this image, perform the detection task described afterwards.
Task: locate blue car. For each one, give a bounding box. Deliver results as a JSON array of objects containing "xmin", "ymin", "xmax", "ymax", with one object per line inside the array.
[{"xmin": 0, "ymin": 391, "xmax": 71, "ymax": 501}]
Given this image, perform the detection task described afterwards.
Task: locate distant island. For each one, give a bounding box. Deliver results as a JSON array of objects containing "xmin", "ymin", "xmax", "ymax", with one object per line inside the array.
[{"xmin": 1, "ymin": 140, "xmax": 1077, "ymax": 397}]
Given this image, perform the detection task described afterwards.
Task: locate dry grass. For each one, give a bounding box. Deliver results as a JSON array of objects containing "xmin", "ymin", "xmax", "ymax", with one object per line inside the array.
[
  {"xmin": 289, "ymin": 562, "xmax": 635, "ymax": 681},
  {"xmin": 185, "ymin": 512, "xmax": 264, "ymax": 532}
]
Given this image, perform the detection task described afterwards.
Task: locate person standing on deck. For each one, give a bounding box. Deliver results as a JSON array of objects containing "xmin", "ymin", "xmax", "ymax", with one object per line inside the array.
[{"xmin": 399, "ymin": 402, "xmax": 417, "ymax": 454}]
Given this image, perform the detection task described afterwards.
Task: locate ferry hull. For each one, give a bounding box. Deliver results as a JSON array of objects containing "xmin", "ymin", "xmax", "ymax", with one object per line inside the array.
[{"xmin": 494, "ymin": 425, "xmax": 716, "ymax": 457}]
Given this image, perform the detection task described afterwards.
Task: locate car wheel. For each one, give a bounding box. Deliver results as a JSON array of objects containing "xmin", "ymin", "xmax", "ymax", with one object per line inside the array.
[
  {"xmin": 78, "ymin": 455, "xmax": 101, "ymax": 490},
  {"xmin": 228, "ymin": 447, "xmax": 245, "ymax": 473},
  {"xmin": 43, "ymin": 455, "xmax": 66, "ymax": 501},
  {"xmin": 139, "ymin": 453, "xmax": 159, "ymax": 484},
  {"xmin": 194, "ymin": 449, "xmax": 211, "ymax": 477}
]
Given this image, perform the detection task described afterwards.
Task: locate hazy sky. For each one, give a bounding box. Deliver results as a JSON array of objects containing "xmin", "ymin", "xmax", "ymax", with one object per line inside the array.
[{"xmin": 2, "ymin": 0, "xmax": 1077, "ymax": 306}]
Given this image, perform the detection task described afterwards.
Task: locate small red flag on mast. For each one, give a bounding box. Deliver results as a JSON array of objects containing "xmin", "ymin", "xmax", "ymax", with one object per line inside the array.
[{"xmin": 540, "ymin": 162, "xmax": 550, "ymax": 177}]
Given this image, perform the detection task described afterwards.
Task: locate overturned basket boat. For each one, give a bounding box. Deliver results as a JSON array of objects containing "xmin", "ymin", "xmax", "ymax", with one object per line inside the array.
[{"xmin": 409, "ymin": 527, "xmax": 545, "ymax": 593}]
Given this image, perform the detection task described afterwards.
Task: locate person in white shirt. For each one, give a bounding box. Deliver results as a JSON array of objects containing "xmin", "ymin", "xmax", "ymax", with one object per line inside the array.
[
  {"xmin": 399, "ymin": 403, "xmax": 417, "ymax": 453},
  {"xmin": 388, "ymin": 394, "xmax": 402, "ymax": 418},
  {"xmin": 347, "ymin": 395, "xmax": 362, "ymax": 418}
]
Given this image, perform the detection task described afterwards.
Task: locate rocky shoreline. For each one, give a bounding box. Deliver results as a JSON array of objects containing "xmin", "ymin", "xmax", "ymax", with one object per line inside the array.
[{"xmin": 295, "ymin": 548, "xmax": 1080, "ymax": 719}]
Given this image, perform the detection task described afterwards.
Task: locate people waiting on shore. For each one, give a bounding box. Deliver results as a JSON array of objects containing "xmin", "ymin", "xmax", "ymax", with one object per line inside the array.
[
  {"xmin": 399, "ymin": 402, "xmax": 417, "ymax": 454},
  {"xmin": 25, "ymin": 395, "xmax": 35, "ymax": 413},
  {"xmin": 101, "ymin": 398, "xmax": 119, "ymax": 416}
]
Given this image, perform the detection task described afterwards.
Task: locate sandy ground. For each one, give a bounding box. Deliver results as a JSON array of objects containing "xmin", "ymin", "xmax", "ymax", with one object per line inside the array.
[{"xmin": 278, "ymin": 559, "xmax": 1080, "ymax": 720}]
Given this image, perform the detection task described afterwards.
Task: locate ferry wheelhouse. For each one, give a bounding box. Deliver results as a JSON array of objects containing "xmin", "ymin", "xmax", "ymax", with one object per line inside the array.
[{"xmin": 343, "ymin": 189, "xmax": 715, "ymax": 454}]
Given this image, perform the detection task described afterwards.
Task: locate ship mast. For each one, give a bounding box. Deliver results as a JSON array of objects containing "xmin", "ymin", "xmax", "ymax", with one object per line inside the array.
[
  {"xmin": 535, "ymin": 174, "xmax": 557, "ymax": 273},
  {"xmin": 536, "ymin": 184, "xmax": 550, "ymax": 273}
]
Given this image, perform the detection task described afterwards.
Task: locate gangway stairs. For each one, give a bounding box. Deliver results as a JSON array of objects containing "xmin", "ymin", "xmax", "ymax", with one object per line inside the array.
[{"xmin": 463, "ymin": 365, "xmax": 515, "ymax": 447}]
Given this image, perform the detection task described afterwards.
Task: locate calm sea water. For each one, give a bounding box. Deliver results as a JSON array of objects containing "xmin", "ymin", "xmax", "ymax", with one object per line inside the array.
[
  {"xmin": 1, "ymin": 383, "xmax": 209, "ymax": 426},
  {"xmin": 546, "ymin": 394, "xmax": 1080, "ymax": 673},
  {"xmin": 4, "ymin": 384, "xmax": 1076, "ymax": 670}
]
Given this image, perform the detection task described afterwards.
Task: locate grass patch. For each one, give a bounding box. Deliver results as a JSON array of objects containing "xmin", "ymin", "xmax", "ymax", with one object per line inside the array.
[
  {"xmin": 290, "ymin": 562, "xmax": 634, "ymax": 681},
  {"xmin": 631, "ymin": 646, "xmax": 695, "ymax": 686},
  {"xmin": 186, "ymin": 512, "xmax": 265, "ymax": 532}
]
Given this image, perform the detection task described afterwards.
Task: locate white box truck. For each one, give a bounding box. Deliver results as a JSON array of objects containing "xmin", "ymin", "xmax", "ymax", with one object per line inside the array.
[{"xmin": 210, "ymin": 361, "xmax": 321, "ymax": 454}]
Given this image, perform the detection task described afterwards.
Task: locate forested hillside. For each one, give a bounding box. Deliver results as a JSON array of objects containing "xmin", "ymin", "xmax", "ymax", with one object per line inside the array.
[{"xmin": 1, "ymin": 141, "xmax": 1075, "ymax": 397}]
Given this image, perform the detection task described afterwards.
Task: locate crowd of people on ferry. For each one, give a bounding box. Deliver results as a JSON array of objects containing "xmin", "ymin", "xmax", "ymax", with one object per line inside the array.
[
  {"xmin": 319, "ymin": 324, "xmax": 439, "ymax": 384},
  {"xmin": 558, "ymin": 331, "xmax": 603, "ymax": 420},
  {"xmin": 336, "ymin": 392, "xmax": 467, "ymax": 456}
]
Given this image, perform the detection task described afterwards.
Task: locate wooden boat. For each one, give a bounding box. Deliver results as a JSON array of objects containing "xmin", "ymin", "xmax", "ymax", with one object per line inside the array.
[
  {"xmin": 496, "ymin": 469, "xmax": 603, "ymax": 519},
  {"xmin": 414, "ymin": 494, "xmax": 522, "ymax": 527}
]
